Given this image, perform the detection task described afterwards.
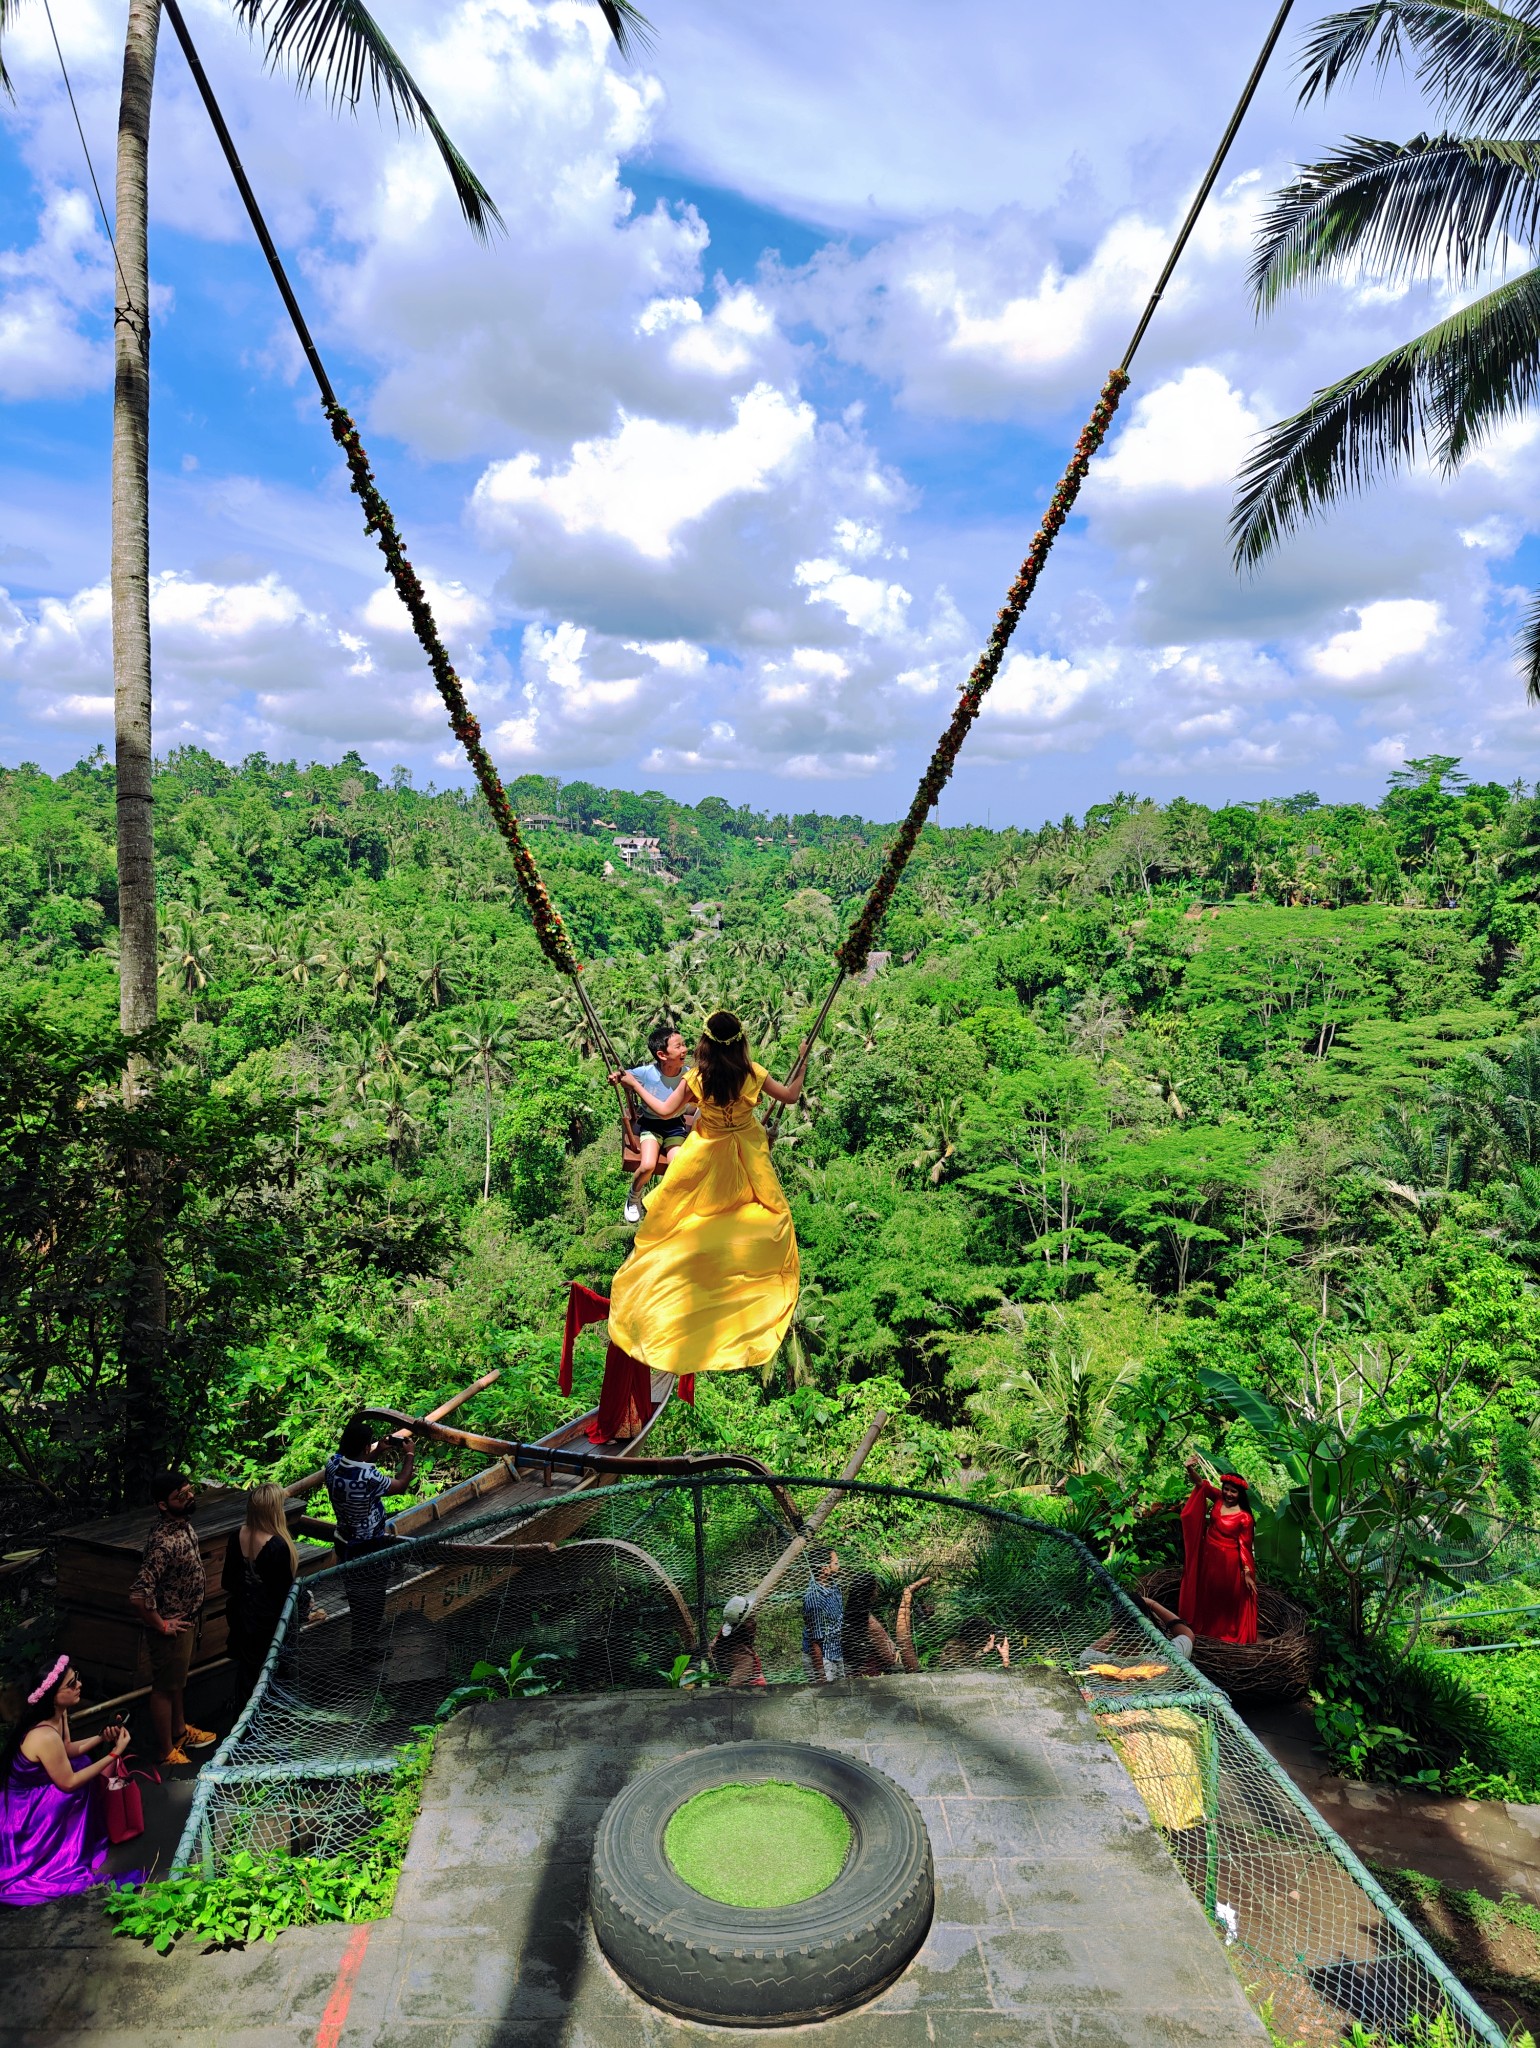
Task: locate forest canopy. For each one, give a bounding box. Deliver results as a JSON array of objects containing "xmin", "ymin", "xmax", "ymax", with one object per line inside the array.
[{"xmin": 5, "ymin": 744, "xmax": 1540, "ymax": 1675}]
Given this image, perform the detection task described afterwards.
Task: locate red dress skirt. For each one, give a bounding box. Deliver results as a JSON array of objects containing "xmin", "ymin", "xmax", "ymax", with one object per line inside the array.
[{"xmin": 1177, "ymin": 1484, "xmax": 1258, "ymax": 1644}]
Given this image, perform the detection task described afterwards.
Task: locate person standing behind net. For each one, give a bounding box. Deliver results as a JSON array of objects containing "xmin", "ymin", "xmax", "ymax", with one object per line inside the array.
[
  {"xmin": 325, "ymin": 1416, "xmax": 416, "ymax": 1654},
  {"xmin": 127, "ymin": 1471, "xmax": 217, "ymax": 1767},
  {"xmin": 841, "ymin": 1572, "xmax": 931, "ymax": 1676},
  {"xmin": 607, "ymin": 1010, "xmax": 802, "ymax": 1383},
  {"xmin": 623, "ymin": 1022, "xmax": 691, "ymax": 1225},
  {"xmin": 222, "ymin": 1484, "xmax": 313, "ymax": 1701}
]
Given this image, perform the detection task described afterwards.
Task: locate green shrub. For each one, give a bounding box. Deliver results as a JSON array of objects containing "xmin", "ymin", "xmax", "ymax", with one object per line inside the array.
[{"xmin": 104, "ymin": 1732, "xmax": 433, "ymax": 1951}]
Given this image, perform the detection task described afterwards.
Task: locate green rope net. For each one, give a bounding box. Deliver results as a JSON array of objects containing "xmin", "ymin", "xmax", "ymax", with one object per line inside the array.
[{"xmin": 175, "ymin": 1476, "xmax": 1505, "ymax": 2046}]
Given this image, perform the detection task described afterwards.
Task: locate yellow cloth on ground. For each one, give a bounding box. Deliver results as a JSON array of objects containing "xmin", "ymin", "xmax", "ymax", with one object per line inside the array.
[
  {"xmin": 608, "ymin": 1064, "xmax": 799, "ymax": 1377},
  {"xmin": 1098, "ymin": 1707, "xmax": 1206, "ymax": 1832}
]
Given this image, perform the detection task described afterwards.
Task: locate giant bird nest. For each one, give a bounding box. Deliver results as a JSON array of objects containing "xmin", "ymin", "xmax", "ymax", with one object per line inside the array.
[{"xmin": 1133, "ymin": 1567, "xmax": 1319, "ymax": 1701}]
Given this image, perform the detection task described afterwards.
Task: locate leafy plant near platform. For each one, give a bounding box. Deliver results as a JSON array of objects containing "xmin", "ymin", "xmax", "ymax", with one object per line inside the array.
[
  {"xmin": 103, "ymin": 1731, "xmax": 434, "ymax": 1951},
  {"xmin": 431, "ymin": 1647, "xmax": 558, "ymax": 1721}
]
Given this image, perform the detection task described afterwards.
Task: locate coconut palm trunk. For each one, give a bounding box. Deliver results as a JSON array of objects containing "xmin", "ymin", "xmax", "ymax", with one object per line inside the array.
[
  {"xmin": 113, "ymin": 0, "xmax": 158, "ymax": 1055},
  {"xmin": 113, "ymin": 0, "xmax": 168, "ymax": 1489}
]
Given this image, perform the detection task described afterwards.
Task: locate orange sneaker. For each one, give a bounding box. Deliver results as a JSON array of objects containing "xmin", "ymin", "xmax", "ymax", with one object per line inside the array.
[
  {"xmin": 181, "ymin": 1725, "xmax": 217, "ymax": 1749},
  {"xmin": 160, "ymin": 1745, "xmax": 191, "ymax": 1767}
]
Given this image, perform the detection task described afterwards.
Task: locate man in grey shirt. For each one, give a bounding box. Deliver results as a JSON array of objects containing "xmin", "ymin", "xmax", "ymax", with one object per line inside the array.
[{"xmin": 624, "ymin": 1022, "xmax": 689, "ymax": 1224}]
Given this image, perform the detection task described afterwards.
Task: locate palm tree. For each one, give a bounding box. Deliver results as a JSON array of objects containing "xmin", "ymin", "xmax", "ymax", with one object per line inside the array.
[
  {"xmin": 1232, "ymin": 1, "xmax": 1540, "ymax": 689},
  {"xmin": 416, "ymin": 937, "xmax": 455, "ymax": 1010},
  {"xmin": 449, "ymin": 1003, "xmax": 519, "ymax": 1200},
  {"xmin": 908, "ymin": 1099, "xmax": 964, "ymax": 1187},
  {"xmin": 159, "ymin": 916, "xmax": 214, "ymax": 1012},
  {"xmin": 0, "ymin": 0, "xmax": 642, "ymax": 1480},
  {"xmin": 369, "ymin": 1067, "xmax": 432, "ymax": 1169}
]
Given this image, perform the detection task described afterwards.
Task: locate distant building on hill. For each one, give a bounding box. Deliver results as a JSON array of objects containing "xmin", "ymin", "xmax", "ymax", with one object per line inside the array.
[{"xmin": 613, "ymin": 834, "xmax": 665, "ymax": 871}]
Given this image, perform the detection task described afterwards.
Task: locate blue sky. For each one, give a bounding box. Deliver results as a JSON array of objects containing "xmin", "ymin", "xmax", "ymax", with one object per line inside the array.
[{"xmin": 3, "ymin": 0, "xmax": 1538, "ymax": 826}]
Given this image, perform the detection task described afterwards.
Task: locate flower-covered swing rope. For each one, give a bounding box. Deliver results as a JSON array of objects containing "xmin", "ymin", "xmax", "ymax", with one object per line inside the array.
[
  {"xmin": 160, "ymin": 0, "xmax": 636, "ymax": 1092},
  {"xmin": 165, "ymin": 0, "xmax": 1294, "ymax": 1142},
  {"xmin": 766, "ymin": 0, "xmax": 1298, "ymax": 1136}
]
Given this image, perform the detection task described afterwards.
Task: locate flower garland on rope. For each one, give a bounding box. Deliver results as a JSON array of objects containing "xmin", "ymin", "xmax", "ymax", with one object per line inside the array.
[
  {"xmin": 325, "ymin": 402, "xmax": 583, "ymax": 983},
  {"xmin": 836, "ymin": 366, "xmax": 1130, "ymax": 973}
]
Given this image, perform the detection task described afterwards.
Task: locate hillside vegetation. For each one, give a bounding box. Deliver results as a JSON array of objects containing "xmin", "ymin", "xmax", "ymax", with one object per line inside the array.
[{"xmin": 7, "ymin": 745, "xmax": 1540, "ymax": 1788}]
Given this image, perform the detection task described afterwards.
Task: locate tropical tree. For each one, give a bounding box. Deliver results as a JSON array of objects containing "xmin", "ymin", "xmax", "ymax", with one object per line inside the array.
[
  {"xmin": 0, "ymin": 0, "xmax": 642, "ymax": 1478},
  {"xmin": 1232, "ymin": 0, "xmax": 1540, "ymax": 690},
  {"xmin": 449, "ymin": 1003, "xmax": 519, "ymax": 1200}
]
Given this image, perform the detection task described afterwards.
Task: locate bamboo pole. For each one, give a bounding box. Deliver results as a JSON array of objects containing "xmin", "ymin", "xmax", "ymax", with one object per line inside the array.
[
  {"xmin": 735, "ymin": 1411, "xmax": 887, "ymax": 1621},
  {"xmin": 279, "ymin": 1370, "xmax": 501, "ymax": 1503}
]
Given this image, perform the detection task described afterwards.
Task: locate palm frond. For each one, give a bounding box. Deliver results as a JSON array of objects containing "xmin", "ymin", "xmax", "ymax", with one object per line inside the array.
[
  {"xmin": 1252, "ymin": 132, "xmax": 1540, "ymax": 306},
  {"xmin": 0, "ymin": 0, "xmax": 27, "ymax": 99},
  {"xmin": 1234, "ymin": 263, "xmax": 1540, "ymax": 558},
  {"xmin": 1520, "ymin": 587, "xmax": 1540, "ymax": 699},
  {"xmin": 231, "ymin": 0, "xmax": 502, "ymax": 237},
  {"xmin": 1230, "ymin": 341, "xmax": 1435, "ymax": 564},
  {"xmin": 1297, "ymin": 1, "xmax": 1540, "ymax": 130},
  {"xmin": 597, "ymin": 1, "xmax": 654, "ymax": 57},
  {"xmin": 1426, "ymin": 261, "xmax": 1540, "ymax": 460}
]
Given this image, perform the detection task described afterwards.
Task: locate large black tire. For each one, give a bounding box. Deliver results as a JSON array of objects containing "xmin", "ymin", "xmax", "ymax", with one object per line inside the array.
[{"xmin": 589, "ymin": 1740, "xmax": 933, "ymax": 2026}]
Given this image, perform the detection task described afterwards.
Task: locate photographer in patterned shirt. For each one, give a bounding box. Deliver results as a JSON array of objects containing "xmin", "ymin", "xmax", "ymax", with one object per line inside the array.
[{"xmin": 128, "ymin": 1472, "xmax": 217, "ymax": 1767}]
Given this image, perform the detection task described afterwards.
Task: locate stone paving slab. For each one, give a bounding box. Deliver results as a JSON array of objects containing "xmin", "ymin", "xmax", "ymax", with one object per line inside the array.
[
  {"xmin": 375, "ymin": 1670, "xmax": 1265, "ymax": 2047},
  {"xmin": 0, "ymin": 1669, "xmax": 1265, "ymax": 2046}
]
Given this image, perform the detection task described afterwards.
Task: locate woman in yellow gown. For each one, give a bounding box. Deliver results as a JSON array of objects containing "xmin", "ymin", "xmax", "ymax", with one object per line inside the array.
[{"xmin": 607, "ymin": 1010, "xmax": 802, "ymax": 1381}]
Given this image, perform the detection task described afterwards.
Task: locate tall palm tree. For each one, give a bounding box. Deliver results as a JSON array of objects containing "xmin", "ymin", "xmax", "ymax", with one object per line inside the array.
[
  {"xmin": 449, "ymin": 1003, "xmax": 519, "ymax": 1200},
  {"xmin": 1232, "ymin": 1, "xmax": 1540, "ymax": 689},
  {"xmin": 0, "ymin": 0, "xmax": 643, "ymax": 1479}
]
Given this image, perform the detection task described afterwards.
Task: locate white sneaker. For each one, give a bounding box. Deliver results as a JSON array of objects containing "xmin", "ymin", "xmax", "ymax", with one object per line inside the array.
[{"xmin": 624, "ymin": 1194, "xmax": 644, "ymax": 1225}]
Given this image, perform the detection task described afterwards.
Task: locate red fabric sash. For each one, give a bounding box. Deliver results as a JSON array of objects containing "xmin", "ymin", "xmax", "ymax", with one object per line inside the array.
[
  {"xmin": 558, "ymin": 1282, "xmax": 610, "ymax": 1395},
  {"xmin": 559, "ymin": 1282, "xmax": 694, "ymax": 1414}
]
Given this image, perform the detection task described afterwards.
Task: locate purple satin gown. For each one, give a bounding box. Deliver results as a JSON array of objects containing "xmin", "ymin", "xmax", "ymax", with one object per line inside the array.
[{"xmin": 0, "ymin": 1757, "xmax": 110, "ymax": 1906}]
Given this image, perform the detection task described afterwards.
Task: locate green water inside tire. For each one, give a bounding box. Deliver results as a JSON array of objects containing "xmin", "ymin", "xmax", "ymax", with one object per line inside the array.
[{"xmin": 663, "ymin": 1781, "xmax": 852, "ymax": 1908}]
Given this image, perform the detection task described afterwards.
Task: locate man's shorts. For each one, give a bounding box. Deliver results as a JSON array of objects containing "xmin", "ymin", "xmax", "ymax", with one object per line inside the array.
[
  {"xmin": 145, "ymin": 1619, "xmax": 197, "ymax": 1691},
  {"xmin": 637, "ymin": 1117, "xmax": 688, "ymax": 1146}
]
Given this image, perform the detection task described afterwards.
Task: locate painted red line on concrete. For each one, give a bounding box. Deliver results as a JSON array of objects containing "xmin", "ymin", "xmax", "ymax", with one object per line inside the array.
[{"xmin": 316, "ymin": 1923, "xmax": 372, "ymax": 2048}]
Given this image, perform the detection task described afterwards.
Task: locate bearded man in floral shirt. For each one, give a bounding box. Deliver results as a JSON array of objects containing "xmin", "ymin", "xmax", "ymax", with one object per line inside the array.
[{"xmin": 128, "ymin": 1471, "xmax": 217, "ymax": 1766}]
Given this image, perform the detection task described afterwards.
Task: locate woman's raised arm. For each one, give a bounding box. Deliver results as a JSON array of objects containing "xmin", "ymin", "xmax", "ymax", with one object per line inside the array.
[
  {"xmin": 610, "ymin": 1071, "xmax": 690, "ymax": 1119},
  {"xmin": 760, "ymin": 1071, "xmax": 804, "ymax": 1106}
]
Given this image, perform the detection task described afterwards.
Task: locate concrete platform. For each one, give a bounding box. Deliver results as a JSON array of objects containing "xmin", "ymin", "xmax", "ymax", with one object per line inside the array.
[{"xmin": 0, "ymin": 1669, "xmax": 1266, "ymax": 2046}]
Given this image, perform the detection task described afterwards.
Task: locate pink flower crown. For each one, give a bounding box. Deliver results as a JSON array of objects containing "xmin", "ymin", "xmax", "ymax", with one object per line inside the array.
[{"xmin": 28, "ymin": 1654, "xmax": 69, "ymax": 1705}]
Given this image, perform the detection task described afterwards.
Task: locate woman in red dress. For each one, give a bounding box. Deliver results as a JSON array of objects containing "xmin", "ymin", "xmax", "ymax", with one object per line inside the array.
[{"xmin": 1177, "ymin": 1457, "xmax": 1258, "ymax": 1644}]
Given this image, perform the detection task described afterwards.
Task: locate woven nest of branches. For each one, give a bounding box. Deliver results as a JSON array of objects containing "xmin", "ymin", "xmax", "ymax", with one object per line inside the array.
[{"xmin": 1132, "ymin": 1567, "xmax": 1319, "ymax": 1702}]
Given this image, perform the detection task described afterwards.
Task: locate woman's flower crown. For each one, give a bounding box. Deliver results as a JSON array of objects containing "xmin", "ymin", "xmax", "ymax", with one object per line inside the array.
[
  {"xmin": 701, "ymin": 1014, "xmax": 743, "ymax": 1045},
  {"xmin": 28, "ymin": 1654, "xmax": 69, "ymax": 1705}
]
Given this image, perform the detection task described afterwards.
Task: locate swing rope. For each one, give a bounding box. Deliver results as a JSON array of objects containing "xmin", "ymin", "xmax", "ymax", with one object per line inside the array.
[
  {"xmin": 167, "ymin": 0, "xmax": 1294, "ymax": 1150},
  {"xmin": 767, "ymin": 0, "xmax": 1297, "ymax": 1134},
  {"xmin": 161, "ymin": 0, "xmax": 641, "ymax": 1116}
]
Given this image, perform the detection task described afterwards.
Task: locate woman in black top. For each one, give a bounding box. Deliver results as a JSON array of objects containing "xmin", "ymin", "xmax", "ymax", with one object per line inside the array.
[{"xmin": 222, "ymin": 1485, "xmax": 310, "ymax": 1698}]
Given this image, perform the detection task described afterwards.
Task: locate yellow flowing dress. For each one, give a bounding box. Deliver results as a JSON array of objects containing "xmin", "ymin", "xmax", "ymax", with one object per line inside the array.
[{"xmin": 607, "ymin": 1064, "xmax": 799, "ymax": 1377}]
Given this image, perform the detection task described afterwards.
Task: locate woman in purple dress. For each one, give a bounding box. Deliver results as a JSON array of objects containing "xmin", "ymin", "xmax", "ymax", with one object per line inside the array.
[{"xmin": 0, "ymin": 1655, "xmax": 130, "ymax": 1906}]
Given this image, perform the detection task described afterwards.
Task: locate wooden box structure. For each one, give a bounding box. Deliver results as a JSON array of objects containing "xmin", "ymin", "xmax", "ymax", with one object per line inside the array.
[{"xmin": 54, "ymin": 1495, "xmax": 331, "ymax": 1702}]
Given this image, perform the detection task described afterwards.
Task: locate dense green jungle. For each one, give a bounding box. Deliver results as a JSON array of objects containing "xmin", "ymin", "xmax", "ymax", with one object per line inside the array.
[{"xmin": 8, "ymin": 743, "xmax": 1540, "ymax": 1806}]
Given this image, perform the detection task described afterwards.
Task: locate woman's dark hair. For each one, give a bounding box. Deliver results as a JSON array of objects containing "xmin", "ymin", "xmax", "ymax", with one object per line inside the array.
[
  {"xmin": 1, "ymin": 1659, "xmax": 72, "ymax": 1800},
  {"xmin": 695, "ymin": 1010, "xmax": 753, "ymax": 1105},
  {"xmin": 647, "ymin": 1021, "xmax": 678, "ymax": 1059},
  {"xmin": 339, "ymin": 1414, "xmax": 375, "ymax": 1460},
  {"xmin": 1220, "ymin": 1473, "xmax": 1252, "ymax": 1514},
  {"xmin": 842, "ymin": 1572, "xmax": 880, "ymax": 1668}
]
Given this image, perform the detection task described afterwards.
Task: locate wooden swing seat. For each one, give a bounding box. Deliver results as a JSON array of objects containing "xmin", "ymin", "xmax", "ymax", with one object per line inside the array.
[{"xmin": 621, "ymin": 1103, "xmax": 698, "ymax": 1173}]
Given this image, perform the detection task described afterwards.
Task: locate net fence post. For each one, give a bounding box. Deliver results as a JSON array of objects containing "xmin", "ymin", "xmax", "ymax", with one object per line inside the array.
[
  {"xmin": 692, "ymin": 1478, "xmax": 708, "ymax": 1660},
  {"xmin": 1201, "ymin": 1699, "xmax": 1219, "ymax": 1924}
]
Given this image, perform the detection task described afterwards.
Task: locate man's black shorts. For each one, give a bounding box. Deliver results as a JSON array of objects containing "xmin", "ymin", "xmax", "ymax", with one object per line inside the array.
[{"xmin": 637, "ymin": 1117, "xmax": 688, "ymax": 1145}]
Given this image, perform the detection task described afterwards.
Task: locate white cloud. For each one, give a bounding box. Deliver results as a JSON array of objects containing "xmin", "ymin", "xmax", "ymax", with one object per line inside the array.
[
  {"xmin": 0, "ymin": 189, "xmax": 112, "ymax": 400},
  {"xmin": 1100, "ymin": 368, "xmax": 1263, "ymax": 495},
  {"xmin": 474, "ymin": 383, "xmax": 816, "ymax": 561},
  {"xmin": 1309, "ymin": 600, "xmax": 1444, "ymax": 681}
]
